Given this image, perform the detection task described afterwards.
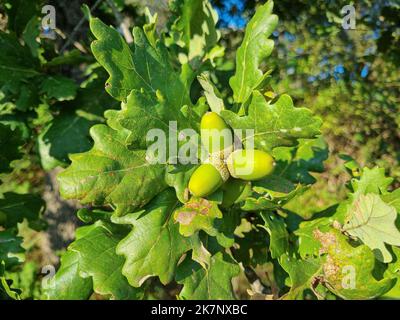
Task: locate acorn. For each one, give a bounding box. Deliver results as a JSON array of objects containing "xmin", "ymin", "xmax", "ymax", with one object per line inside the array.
[
  {"xmin": 200, "ymin": 112, "xmax": 232, "ymax": 156},
  {"xmin": 188, "ymin": 160, "xmax": 229, "ymax": 198},
  {"xmin": 226, "ymin": 149, "xmax": 274, "ymax": 181}
]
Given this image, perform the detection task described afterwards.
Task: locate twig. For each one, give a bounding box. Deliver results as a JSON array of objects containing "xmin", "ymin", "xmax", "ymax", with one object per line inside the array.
[
  {"xmin": 104, "ymin": 0, "xmax": 133, "ymax": 43},
  {"xmin": 60, "ymin": 0, "xmax": 103, "ymax": 54}
]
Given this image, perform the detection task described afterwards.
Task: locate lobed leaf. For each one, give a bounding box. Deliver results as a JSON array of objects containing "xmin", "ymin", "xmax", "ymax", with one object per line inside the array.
[
  {"xmin": 0, "ymin": 192, "xmax": 44, "ymax": 228},
  {"xmin": 280, "ymin": 254, "xmax": 322, "ymax": 300},
  {"xmin": 0, "ymin": 123, "xmax": 24, "ymax": 173},
  {"xmin": 57, "ymin": 125, "xmax": 167, "ymax": 215},
  {"xmin": 229, "ymin": 0, "xmax": 278, "ymax": 104},
  {"xmin": 176, "ymin": 252, "xmax": 240, "ymax": 300},
  {"xmin": 115, "ymin": 190, "xmax": 194, "ymax": 287},
  {"xmin": 343, "ymin": 193, "xmax": 400, "ymax": 263},
  {"xmin": 221, "ymin": 92, "xmax": 322, "ymax": 153},
  {"xmin": 44, "ymin": 251, "xmax": 93, "ymax": 300},
  {"xmin": 260, "ymin": 212, "xmax": 289, "ymax": 259},
  {"xmin": 314, "ymin": 229, "xmax": 395, "ymax": 299},
  {"xmin": 68, "ymin": 221, "xmax": 143, "ymax": 300},
  {"xmin": 90, "ymin": 18, "xmax": 191, "ymax": 107}
]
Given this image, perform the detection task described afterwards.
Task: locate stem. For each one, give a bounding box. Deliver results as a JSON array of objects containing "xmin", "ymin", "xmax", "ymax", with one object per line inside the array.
[
  {"xmin": 104, "ymin": 0, "xmax": 133, "ymax": 43},
  {"xmin": 60, "ymin": 0, "xmax": 103, "ymax": 54}
]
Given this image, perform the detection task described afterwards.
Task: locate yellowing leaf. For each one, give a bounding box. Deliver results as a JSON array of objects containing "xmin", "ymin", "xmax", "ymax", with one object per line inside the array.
[
  {"xmin": 315, "ymin": 229, "xmax": 395, "ymax": 299},
  {"xmin": 344, "ymin": 193, "xmax": 400, "ymax": 263},
  {"xmin": 174, "ymin": 197, "xmax": 222, "ymax": 237}
]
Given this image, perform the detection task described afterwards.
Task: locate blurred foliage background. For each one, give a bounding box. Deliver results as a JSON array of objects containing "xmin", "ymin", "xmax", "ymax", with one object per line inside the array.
[{"xmin": 0, "ymin": 0, "xmax": 399, "ymax": 299}]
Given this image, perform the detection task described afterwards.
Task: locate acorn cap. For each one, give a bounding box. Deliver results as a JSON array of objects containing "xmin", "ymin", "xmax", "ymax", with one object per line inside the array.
[{"xmin": 204, "ymin": 151, "xmax": 230, "ymax": 182}]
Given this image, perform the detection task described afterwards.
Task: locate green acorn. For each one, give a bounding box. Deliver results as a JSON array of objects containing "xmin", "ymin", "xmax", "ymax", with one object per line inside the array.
[
  {"xmin": 227, "ymin": 149, "xmax": 274, "ymax": 181},
  {"xmin": 188, "ymin": 152, "xmax": 230, "ymax": 198},
  {"xmin": 200, "ymin": 112, "xmax": 232, "ymax": 155}
]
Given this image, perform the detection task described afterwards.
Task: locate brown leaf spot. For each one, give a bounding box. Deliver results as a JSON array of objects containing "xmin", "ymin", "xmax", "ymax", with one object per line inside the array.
[
  {"xmin": 186, "ymin": 202, "xmax": 200, "ymax": 209},
  {"xmin": 199, "ymin": 198, "xmax": 212, "ymax": 209},
  {"xmin": 175, "ymin": 210, "xmax": 197, "ymax": 225},
  {"xmin": 323, "ymin": 255, "xmax": 340, "ymax": 281},
  {"xmin": 313, "ymin": 229, "xmax": 337, "ymax": 254}
]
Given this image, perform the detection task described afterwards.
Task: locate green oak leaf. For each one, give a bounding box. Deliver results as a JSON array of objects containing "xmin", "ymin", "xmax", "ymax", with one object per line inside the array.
[
  {"xmin": 90, "ymin": 17, "xmax": 191, "ymax": 106},
  {"xmin": 221, "ymin": 92, "xmax": 322, "ymax": 153},
  {"xmin": 0, "ymin": 229, "xmax": 24, "ymax": 269},
  {"xmin": 315, "ymin": 229, "xmax": 395, "ymax": 299},
  {"xmin": 174, "ymin": 197, "xmax": 222, "ymax": 237},
  {"xmin": 241, "ymin": 174, "xmax": 306, "ymax": 211},
  {"xmin": 351, "ymin": 167, "xmax": 393, "ymax": 198},
  {"xmin": 43, "ymin": 251, "xmax": 93, "ymax": 300},
  {"xmin": 69, "ymin": 221, "xmax": 143, "ymax": 300},
  {"xmin": 5, "ymin": 262, "xmax": 41, "ymax": 300},
  {"xmin": 0, "ymin": 123, "xmax": 23, "ymax": 173},
  {"xmin": 165, "ymin": 164, "xmax": 197, "ymax": 203},
  {"xmin": 229, "ymin": 0, "xmax": 278, "ymax": 104},
  {"xmin": 38, "ymin": 112, "xmax": 97, "ymax": 170},
  {"xmin": 173, "ymin": 0, "xmax": 220, "ymax": 66},
  {"xmin": 191, "ymin": 235, "xmax": 212, "ymax": 268},
  {"xmin": 233, "ymin": 220, "xmax": 269, "ymax": 267},
  {"xmin": 198, "ymin": 73, "xmax": 225, "ymax": 114},
  {"xmin": 382, "ymin": 247, "xmax": 400, "ymax": 299},
  {"xmin": 343, "ymin": 193, "xmax": 400, "ymax": 263},
  {"xmin": 260, "ymin": 212, "xmax": 289, "ymax": 259},
  {"xmin": 0, "ymin": 261, "xmax": 20, "ymax": 300},
  {"xmin": 382, "ymin": 188, "xmax": 400, "ymax": 212},
  {"xmin": 213, "ymin": 208, "xmax": 241, "ymax": 249},
  {"xmin": 0, "ymin": 192, "xmax": 44, "ymax": 228},
  {"xmin": 295, "ymin": 218, "xmax": 332, "ymax": 259},
  {"xmin": 0, "ymin": 32, "xmax": 39, "ymax": 88},
  {"xmin": 142, "ymin": 8, "xmax": 157, "ymax": 47},
  {"xmin": 40, "ymin": 76, "xmax": 78, "ymax": 101},
  {"xmin": 104, "ymin": 88, "xmax": 205, "ymax": 205},
  {"xmin": 38, "ymin": 72, "xmax": 119, "ymax": 170},
  {"xmin": 22, "ymin": 16, "xmax": 42, "ymax": 59},
  {"xmin": 115, "ymin": 190, "xmax": 193, "ymax": 287},
  {"xmin": 105, "ymin": 89, "xmax": 199, "ymax": 150},
  {"xmin": 176, "ymin": 252, "xmax": 240, "ymax": 300},
  {"xmin": 280, "ymin": 254, "xmax": 322, "ymax": 300},
  {"xmin": 61, "ymin": 17, "xmax": 207, "ymax": 213},
  {"xmin": 57, "ymin": 124, "xmax": 167, "ymax": 216},
  {"xmin": 294, "ymin": 203, "xmax": 348, "ymax": 258},
  {"xmin": 4, "ymin": 0, "xmax": 38, "ymax": 36},
  {"xmin": 272, "ymin": 136, "xmax": 328, "ymax": 184}
]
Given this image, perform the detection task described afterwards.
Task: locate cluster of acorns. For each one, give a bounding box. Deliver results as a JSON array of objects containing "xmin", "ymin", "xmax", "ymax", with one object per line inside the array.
[{"xmin": 188, "ymin": 112, "xmax": 275, "ymax": 205}]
